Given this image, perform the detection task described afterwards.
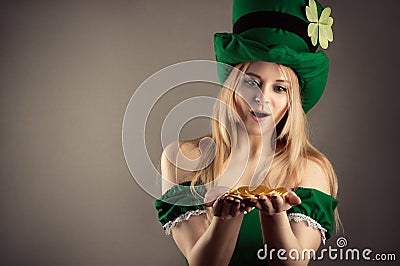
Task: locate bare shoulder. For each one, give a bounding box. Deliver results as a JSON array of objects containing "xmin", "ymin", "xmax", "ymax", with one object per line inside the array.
[
  {"xmin": 297, "ymin": 157, "xmax": 332, "ymax": 195},
  {"xmin": 161, "ymin": 136, "xmax": 207, "ymax": 192}
]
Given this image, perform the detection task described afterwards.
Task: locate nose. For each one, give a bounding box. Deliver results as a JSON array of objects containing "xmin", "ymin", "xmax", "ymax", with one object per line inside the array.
[{"xmin": 254, "ymin": 95, "xmax": 269, "ymax": 105}]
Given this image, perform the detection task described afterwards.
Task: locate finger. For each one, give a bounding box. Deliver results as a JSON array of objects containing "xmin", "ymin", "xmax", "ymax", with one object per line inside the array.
[
  {"xmin": 244, "ymin": 205, "xmax": 255, "ymax": 213},
  {"xmin": 221, "ymin": 196, "xmax": 235, "ymax": 217},
  {"xmin": 230, "ymin": 198, "xmax": 241, "ymax": 217},
  {"xmin": 213, "ymin": 196, "xmax": 224, "ymax": 216},
  {"xmin": 270, "ymin": 193, "xmax": 284, "ymax": 212},
  {"xmin": 239, "ymin": 202, "xmax": 246, "ymax": 211},
  {"xmin": 257, "ymin": 195, "xmax": 273, "ymax": 214},
  {"xmin": 242, "ymin": 199, "xmax": 256, "ymax": 213},
  {"xmin": 280, "ymin": 192, "xmax": 301, "ymax": 211},
  {"xmin": 249, "ymin": 198, "xmax": 258, "ymax": 208},
  {"xmin": 205, "ymin": 199, "xmax": 215, "ymax": 208},
  {"xmin": 284, "ymin": 191, "xmax": 301, "ymax": 206},
  {"xmin": 252, "ymin": 196, "xmax": 265, "ymax": 210},
  {"xmin": 237, "ymin": 198, "xmax": 251, "ymax": 213}
]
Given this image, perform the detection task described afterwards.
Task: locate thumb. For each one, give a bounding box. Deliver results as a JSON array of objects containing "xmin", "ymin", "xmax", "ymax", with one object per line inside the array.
[{"xmin": 285, "ymin": 191, "xmax": 301, "ymax": 206}]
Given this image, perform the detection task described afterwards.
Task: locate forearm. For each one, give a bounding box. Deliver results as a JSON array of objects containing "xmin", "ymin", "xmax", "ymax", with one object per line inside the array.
[
  {"xmin": 260, "ymin": 212, "xmax": 309, "ymax": 266},
  {"xmin": 187, "ymin": 214, "xmax": 243, "ymax": 266}
]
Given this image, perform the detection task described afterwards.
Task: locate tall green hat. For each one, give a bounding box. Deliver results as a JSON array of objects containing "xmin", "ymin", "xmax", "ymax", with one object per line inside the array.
[{"xmin": 214, "ymin": 0, "xmax": 334, "ymax": 113}]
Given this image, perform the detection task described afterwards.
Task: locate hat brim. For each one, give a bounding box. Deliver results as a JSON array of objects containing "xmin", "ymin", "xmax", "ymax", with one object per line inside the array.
[{"xmin": 214, "ymin": 32, "xmax": 329, "ymax": 113}]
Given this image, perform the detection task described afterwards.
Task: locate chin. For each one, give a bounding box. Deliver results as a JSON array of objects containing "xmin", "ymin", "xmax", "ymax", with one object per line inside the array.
[{"xmin": 246, "ymin": 125, "xmax": 274, "ymax": 136}]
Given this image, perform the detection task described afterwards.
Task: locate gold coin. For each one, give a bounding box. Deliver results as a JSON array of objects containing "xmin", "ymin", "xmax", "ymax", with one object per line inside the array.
[
  {"xmin": 248, "ymin": 185, "xmax": 271, "ymax": 196},
  {"xmin": 237, "ymin": 186, "xmax": 250, "ymax": 199},
  {"xmin": 224, "ymin": 186, "xmax": 288, "ymax": 200},
  {"xmin": 236, "ymin": 186, "xmax": 250, "ymax": 196},
  {"xmin": 226, "ymin": 188, "xmax": 242, "ymax": 199},
  {"xmin": 274, "ymin": 187, "xmax": 289, "ymax": 197}
]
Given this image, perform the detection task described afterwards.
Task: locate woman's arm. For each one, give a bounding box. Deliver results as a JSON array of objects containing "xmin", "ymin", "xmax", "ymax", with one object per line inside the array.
[
  {"xmin": 171, "ymin": 202, "xmax": 244, "ymax": 266},
  {"xmin": 258, "ymin": 159, "xmax": 332, "ymax": 265},
  {"xmin": 259, "ymin": 201, "xmax": 321, "ymax": 266}
]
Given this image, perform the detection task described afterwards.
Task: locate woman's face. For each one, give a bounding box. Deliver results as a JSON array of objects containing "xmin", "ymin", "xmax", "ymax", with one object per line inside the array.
[{"xmin": 234, "ymin": 61, "xmax": 290, "ymax": 135}]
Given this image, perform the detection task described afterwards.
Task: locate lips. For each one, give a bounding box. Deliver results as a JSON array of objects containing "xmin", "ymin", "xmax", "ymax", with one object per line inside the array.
[
  {"xmin": 249, "ymin": 109, "xmax": 271, "ymax": 123},
  {"xmin": 250, "ymin": 110, "xmax": 271, "ymax": 118}
]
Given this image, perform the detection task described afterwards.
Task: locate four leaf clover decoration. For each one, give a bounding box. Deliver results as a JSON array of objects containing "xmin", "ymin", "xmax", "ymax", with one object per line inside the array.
[{"xmin": 306, "ymin": 0, "xmax": 334, "ymax": 49}]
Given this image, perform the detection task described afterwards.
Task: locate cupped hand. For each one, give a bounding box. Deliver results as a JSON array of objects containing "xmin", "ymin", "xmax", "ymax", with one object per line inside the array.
[
  {"xmin": 205, "ymin": 186, "xmax": 254, "ymax": 220},
  {"xmin": 253, "ymin": 190, "xmax": 301, "ymax": 216}
]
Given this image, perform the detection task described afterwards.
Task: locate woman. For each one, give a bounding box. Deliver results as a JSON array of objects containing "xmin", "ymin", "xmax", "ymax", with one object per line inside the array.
[{"xmin": 155, "ymin": 0, "xmax": 339, "ymax": 265}]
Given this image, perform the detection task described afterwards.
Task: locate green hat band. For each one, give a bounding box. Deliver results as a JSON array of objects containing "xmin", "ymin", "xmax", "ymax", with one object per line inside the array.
[{"xmin": 233, "ymin": 11, "xmax": 317, "ymax": 52}]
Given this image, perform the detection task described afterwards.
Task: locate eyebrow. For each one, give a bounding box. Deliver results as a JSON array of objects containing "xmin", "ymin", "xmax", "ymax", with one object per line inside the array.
[
  {"xmin": 246, "ymin": 72, "xmax": 289, "ymax": 83},
  {"xmin": 245, "ymin": 72, "xmax": 262, "ymax": 79}
]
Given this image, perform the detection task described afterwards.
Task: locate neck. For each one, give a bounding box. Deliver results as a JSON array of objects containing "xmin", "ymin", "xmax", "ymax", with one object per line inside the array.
[{"xmin": 233, "ymin": 124, "xmax": 275, "ymax": 161}]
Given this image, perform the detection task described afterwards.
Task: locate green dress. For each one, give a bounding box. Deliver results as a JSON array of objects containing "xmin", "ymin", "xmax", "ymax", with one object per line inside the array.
[{"xmin": 155, "ymin": 182, "xmax": 338, "ymax": 265}]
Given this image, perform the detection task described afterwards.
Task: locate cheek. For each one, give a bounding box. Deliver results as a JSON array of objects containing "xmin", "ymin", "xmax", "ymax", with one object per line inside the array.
[
  {"xmin": 276, "ymin": 93, "xmax": 289, "ymax": 109},
  {"xmin": 233, "ymin": 97, "xmax": 246, "ymax": 119},
  {"xmin": 236, "ymin": 87, "xmax": 258, "ymax": 106},
  {"xmin": 278, "ymin": 97, "xmax": 289, "ymax": 110},
  {"xmin": 234, "ymin": 92, "xmax": 251, "ymax": 112},
  {"xmin": 273, "ymin": 96, "xmax": 289, "ymax": 122}
]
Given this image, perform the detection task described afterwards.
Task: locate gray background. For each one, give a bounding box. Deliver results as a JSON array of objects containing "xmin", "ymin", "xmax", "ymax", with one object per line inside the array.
[{"xmin": 1, "ymin": 0, "xmax": 399, "ymax": 265}]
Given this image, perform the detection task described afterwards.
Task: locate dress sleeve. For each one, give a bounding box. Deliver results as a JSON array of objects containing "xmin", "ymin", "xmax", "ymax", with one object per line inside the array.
[
  {"xmin": 286, "ymin": 187, "xmax": 338, "ymax": 244},
  {"xmin": 154, "ymin": 181, "xmax": 208, "ymax": 235}
]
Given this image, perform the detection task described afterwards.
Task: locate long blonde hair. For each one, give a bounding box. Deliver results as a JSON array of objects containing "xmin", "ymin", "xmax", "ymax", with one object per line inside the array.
[{"xmin": 187, "ymin": 61, "xmax": 340, "ymax": 231}]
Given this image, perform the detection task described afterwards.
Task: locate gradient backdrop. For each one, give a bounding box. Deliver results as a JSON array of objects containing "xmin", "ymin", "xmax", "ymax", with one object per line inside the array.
[{"xmin": 1, "ymin": 0, "xmax": 399, "ymax": 265}]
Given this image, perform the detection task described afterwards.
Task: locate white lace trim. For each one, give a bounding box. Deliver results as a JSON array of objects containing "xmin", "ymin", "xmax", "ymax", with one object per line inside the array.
[
  {"xmin": 288, "ymin": 213, "xmax": 328, "ymax": 244},
  {"xmin": 163, "ymin": 209, "xmax": 208, "ymax": 235}
]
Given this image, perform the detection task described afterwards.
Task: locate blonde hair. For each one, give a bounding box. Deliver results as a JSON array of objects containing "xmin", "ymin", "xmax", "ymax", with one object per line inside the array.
[{"xmin": 186, "ymin": 62, "xmax": 341, "ymax": 232}]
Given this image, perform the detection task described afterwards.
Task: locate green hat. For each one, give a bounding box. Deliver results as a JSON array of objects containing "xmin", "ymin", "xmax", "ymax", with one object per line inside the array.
[{"xmin": 214, "ymin": 0, "xmax": 334, "ymax": 113}]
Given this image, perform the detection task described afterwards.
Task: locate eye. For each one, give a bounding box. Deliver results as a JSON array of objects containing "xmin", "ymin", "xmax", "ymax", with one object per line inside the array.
[
  {"xmin": 274, "ymin": 85, "xmax": 287, "ymax": 93},
  {"xmin": 243, "ymin": 77, "xmax": 260, "ymax": 88}
]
